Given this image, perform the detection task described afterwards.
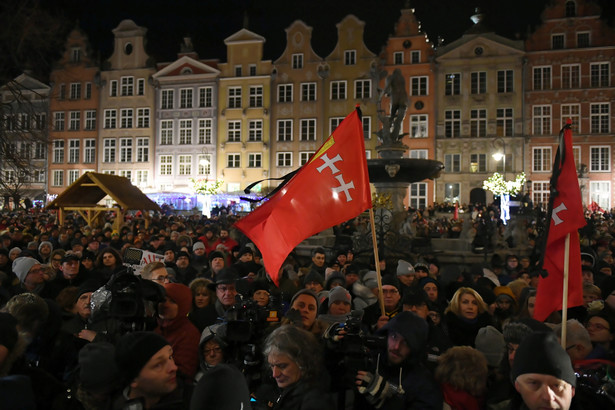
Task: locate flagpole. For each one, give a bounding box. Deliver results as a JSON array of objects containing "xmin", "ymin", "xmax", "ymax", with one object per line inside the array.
[
  {"xmin": 369, "ymin": 207, "xmax": 386, "ymax": 316},
  {"xmin": 560, "ymin": 233, "xmax": 571, "ymax": 348}
]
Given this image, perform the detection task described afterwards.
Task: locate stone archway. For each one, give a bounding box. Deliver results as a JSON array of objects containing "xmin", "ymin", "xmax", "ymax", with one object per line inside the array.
[{"xmin": 470, "ymin": 187, "xmax": 486, "ymax": 206}]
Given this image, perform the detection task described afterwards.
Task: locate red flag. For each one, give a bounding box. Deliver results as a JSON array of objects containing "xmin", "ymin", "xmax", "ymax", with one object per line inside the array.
[
  {"xmin": 534, "ymin": 119, "xmax": 586, "ymax": 322},
  {"xmin": 234, "ymin": 108, "xmax": 371, "ymax": 285}
]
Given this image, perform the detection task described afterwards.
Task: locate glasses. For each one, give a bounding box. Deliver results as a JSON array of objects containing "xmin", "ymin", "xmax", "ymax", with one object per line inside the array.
[
  {"xmin": 203, "ymin": 347, "xmax": 222, "ymax": 355},
  {"xmin": 154, "ymin": 276, "xmax": 170, "ymax": 284},
  {"xmin": 586, "ymin": 322, "xmax": 610, "ymax": 331},
  {"xmin": 29, "ymin": 267, "xmax": 45, "ymax": 274}
]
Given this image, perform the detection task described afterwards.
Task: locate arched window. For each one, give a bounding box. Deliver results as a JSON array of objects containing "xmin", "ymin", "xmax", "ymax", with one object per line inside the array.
[
  {"xmin": 181, "ymin": 67, "xmax": 193, "ymax": 75},
  {"xmin": 565, "ymin": 0, "xmax": 576, "ymax": 17}
]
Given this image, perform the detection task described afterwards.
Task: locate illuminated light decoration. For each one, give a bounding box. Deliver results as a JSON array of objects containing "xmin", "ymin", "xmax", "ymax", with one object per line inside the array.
[
  {"xmin": 190, "ymin": 178, "xmax": 224, "ymax": 195},
  {"xmin": 483, "ymin": 172, "xmax": 526, "ymax": 225}
]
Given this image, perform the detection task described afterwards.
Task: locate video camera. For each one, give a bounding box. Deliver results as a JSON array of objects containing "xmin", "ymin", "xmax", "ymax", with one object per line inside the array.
[
  {"xmin": 90, "ymin": 265, "xmax": 165, "ymax": 334},
  {"xmin": 223, "ymin": 292, "xmax": 283, "ymax": 390},
  {"xmin": 326, "ymin": 311, "xmax": 386, "ymax": 389}
]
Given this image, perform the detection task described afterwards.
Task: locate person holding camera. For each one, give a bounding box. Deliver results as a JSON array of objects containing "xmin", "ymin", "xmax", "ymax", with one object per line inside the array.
[
  {"xmin": 355, "ymin": 311, "xmax": 442, "ymax": 409},
  {"xmin": 262, "ymin": 324, "xmax": 334, "ymax": 410}
]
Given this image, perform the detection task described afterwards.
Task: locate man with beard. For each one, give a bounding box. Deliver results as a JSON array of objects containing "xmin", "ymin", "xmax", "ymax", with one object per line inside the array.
[
  {"xmin": 191, "ymin": 241, "xmax": 209, "ymax": 272},
  {"xmin": 174, "ymin": 251, "xmax": 198, "ymax": 285},
  {"xmin": 355, "ymin": 311, "xmax": 442, "ymax": 409}
]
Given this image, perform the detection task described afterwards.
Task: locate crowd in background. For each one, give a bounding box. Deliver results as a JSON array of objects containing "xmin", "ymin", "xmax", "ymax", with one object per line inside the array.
[{"xmin": 0, "ymin": 203, "xmax": 614, "ymax": 409}]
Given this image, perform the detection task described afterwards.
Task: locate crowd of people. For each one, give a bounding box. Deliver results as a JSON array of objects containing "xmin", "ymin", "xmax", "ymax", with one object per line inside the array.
[{"xmin": 0, "ymin": 204, "xmax": 614, "ymax": 409}]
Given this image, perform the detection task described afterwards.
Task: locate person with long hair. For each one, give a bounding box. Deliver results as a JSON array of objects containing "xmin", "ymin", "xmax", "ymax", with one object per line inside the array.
[
  {"xmin": 94, "ymin": 247, "xmax": 123, "ymax": 282},
  {"xmin": 188, "ymin": 277, "xmax": 217, "ymax": 332},
  {"xmin": 445, "ymin": 287, "xmax": 493, "ymax": 347},
  {"xmin": 262, "ymin": 325, "xmax": 333, "ymax": 409}
]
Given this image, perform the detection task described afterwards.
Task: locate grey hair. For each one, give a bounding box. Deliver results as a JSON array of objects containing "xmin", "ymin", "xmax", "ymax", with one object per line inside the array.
[{"xmin": 263, "ymin": 324, "xmax": 323, "ymax": 383}]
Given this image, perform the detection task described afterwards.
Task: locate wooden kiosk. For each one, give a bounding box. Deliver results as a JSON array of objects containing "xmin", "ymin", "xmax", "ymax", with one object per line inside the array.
[{"xmin": 45, "ymin": 172, "xmax": 161, "ymax": 232}]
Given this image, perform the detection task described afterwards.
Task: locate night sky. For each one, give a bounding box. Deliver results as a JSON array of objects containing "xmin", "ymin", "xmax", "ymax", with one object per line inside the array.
[{"xmin": 36, "ymin": 0, "xmax": 615, "ymax": 66}]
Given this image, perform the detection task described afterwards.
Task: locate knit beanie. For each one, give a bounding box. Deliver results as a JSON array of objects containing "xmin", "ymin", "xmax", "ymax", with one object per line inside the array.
[
  {"xmin": 396, "ymin": 259, "xmax": 415, "ymax": 276},
  {"xmin": 502, "ymin": 321, "xmax": 534, "ymax": 345},
  {"xmin": 303, "ymin": 270, "xmax": 324, "ymax": 287},
  {"xmin": 79, "ymin": 342, "xmax": 120, "ymax": 392},
  {"xmin": 115, "ymin": 331, "xmax": 169, "ymax": 382},
  {"xmin": 12, "ymin": 257, "xmax": 38, "ymax": 283},
  {"xmin": 38, "ymin": 241, "xmax": 53, "ymax": 253},
  {"xmin": 511, "ymin": 331, "xmax": 576, "ymax": 387},
  {"xmin": 325, "ymin": 272, "xmax": 345, "ymax": 290},
  {"xmin": 475, "ymin": 325, "xmax": 505, "ymax": 368},
  {"xmin": 328, "ymin": 286, "xmax": 351, "ymax": 307},
  {"xmin": 381, "ymin": 274, "xmax": 401, "ymax": 291},
  {"xmin": 290, "ymin": 289, "xmax": 319, "ymax": 311},
  {"xmin": 362, "ymin": 271, "xmax": 379, "ymax": 289}
]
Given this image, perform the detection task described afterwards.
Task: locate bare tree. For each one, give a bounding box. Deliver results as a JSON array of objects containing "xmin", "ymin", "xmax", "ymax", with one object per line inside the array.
[{"xmin": 0, "ymin": 0, "xmax": 66, "ymax": 208}]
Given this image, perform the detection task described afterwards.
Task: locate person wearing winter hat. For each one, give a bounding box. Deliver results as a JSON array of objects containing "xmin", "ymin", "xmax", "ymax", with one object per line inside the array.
[
  {"xmin": 355, "ymin": 311, "xmax": 443, "ymax": 409},
  {"xmin": 201, "ymin": 250, "xmax": 226, "ymax": 281},
  {"xmin": 9, "ymin": 256, "xmax": 47, "ymax": 296},
  {"xmin": 78, "ymin": 342, "xmax": 121, "ymax": 406},
  {"xmin": 207, "ymin": 268, "xmax": 239, "ymax": 316},
  {"xmin": 327, "ymin": 285, "xmax": 351, "ymax": 316},
  {"xmin": 396, "ymin": 259, "xmax": 417, "ymax": 297},
  {"xmin": 195, "ymin": 323, "xmax": 228, "ymax": 382},
  {"xmin": 37, "ymin": 241, "xmax": 53, "ymax": 264},
  {"xmin": 512, "ymin": 331, "xmax": 576, "ymax": 410},
  {"xmin": 155, "ymin": 282, "xmax": 200, "ymax": 381},
  {"xmin": 190, "ymin": 241, "xmax": 208, "ymax": 272},
  {"xmin": 283, "ymin": 289, "xmax": 327, "ymax": 337},
  {"xmin": 362, "ymin": 275, "xmax": 403, "ymax": 332},
  {"xmin": 114, "ymin": 331, "xmax": 184, "ymax": 409},
  {"xmin": 475, "ymin": 325, "xmax": 505, "ymax": 368},
  {"xmin": 325, "ymin": 271, "xmax": 345, "ymax": 290},
  {"xmin": 174, "ymin": 251, "xmax": 198, "ymax": 285}
]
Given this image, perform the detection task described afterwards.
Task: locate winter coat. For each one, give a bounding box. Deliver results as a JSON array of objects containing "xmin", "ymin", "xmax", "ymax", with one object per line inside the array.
[
  {"xmin": 272, "ymin": 380, "xmax": 334, "ymax": 410},
  {"xmin": 155, "ymin": 289, "xmax": 200, "ymax": 381},
  {"xmin": 445, "ymin": 311, "xmax": 493, "ymax": 347}
]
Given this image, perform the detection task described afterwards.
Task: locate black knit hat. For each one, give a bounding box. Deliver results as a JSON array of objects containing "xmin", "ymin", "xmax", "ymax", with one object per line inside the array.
[
  {"xmin": 79, "ymin": 342, "xmax": 120, "ymax": 392},
  {"xmin": 381, "ymin": 274, "xmax": 401, "ymax": 291},
  {"xmin": 511, "ymin": 331, "xmax": 576, "ymax": 387},
  {"xmin": 115, "ymin": 331, "xmax": 169, "ymax": 382},
  {"xmin": 209, "ymin": 250, "xmax": 225, "ymax": 261},
  {"xmin": 303, "ymin": 270, "xmax": 324, "ymax": 287}
]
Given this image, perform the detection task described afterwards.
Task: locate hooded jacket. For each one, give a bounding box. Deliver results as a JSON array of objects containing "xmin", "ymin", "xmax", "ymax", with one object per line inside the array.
[{"xmin": 155, "ymin": 283, "xmax": 200, "ymax": 381}]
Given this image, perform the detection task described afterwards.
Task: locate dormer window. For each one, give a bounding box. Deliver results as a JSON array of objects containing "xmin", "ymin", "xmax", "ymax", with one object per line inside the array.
[
  {"xmin": 181, "ymin": 67, "xmax": 193, "ymax": 75},
  {"xmin": 565, "ymin": 0, "xmax": 576, "ymax": 17},
  {"xmin": 71, "ymin": 47, "xmax": 81, "ymax": 63}
]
